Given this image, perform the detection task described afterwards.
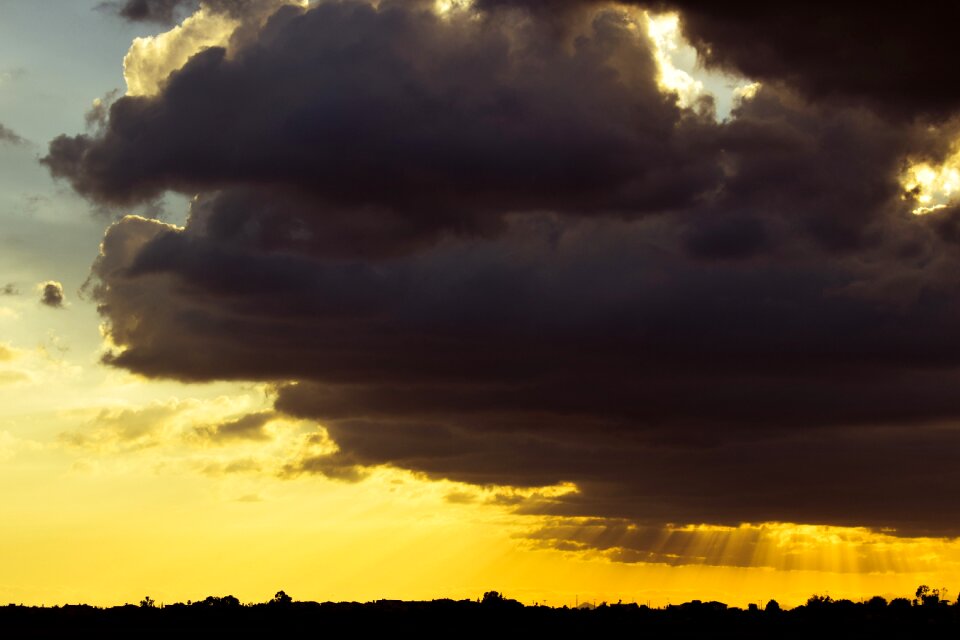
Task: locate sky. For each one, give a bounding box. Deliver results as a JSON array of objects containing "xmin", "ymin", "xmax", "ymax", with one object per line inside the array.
[{"xmin": 3, "ymin": 0, "xmax": 960, "ymax": 608}]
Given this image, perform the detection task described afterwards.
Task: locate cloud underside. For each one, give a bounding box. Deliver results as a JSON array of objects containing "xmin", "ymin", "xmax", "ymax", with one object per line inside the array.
[{"xmin": 46, "ymin": 0, "xmax": 960, "ymax": 540}]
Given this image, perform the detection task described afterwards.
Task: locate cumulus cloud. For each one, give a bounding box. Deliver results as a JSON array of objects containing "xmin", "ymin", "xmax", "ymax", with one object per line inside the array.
[
  {"xmin": 45, "ymin": 0, "xmax": 960, "ymax": 549},
  {"xmin": 121, "ymin": 6, "xmax": 240, "ymax": 96},
  {"xmin": 45, "ymin": 1, "xmax": 717, "ymax": 223},
  {"xmin": 38, "ymin": 281, "xmax": 65, "ymax": 308}
]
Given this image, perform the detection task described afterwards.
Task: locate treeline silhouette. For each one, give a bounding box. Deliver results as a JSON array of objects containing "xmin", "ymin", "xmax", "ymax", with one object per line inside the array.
[{"xmin": 5, "ymin": 587, "xmax": 960, "ymax": 638}]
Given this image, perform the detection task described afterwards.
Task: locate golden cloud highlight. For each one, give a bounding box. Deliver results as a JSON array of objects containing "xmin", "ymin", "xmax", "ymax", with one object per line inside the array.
[{"xmin": 527, "ymin": 519, "xmax": 960, "ymax": 575}]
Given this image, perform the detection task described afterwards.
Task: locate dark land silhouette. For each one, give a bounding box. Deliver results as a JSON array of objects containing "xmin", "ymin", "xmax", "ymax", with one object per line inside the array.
[{"xmin": 5, "ymin": 587, "xmax": 960, "ymax": 639}]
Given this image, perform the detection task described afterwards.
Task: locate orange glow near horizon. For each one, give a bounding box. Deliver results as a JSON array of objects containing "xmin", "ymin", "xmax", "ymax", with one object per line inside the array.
[
  {"xmin": 0, "ymin": 374, "xmax": 957, "ymax": 610},
  {"xmin": 3, "ymin": 409, "xmax": 960, "ymax": 610}
]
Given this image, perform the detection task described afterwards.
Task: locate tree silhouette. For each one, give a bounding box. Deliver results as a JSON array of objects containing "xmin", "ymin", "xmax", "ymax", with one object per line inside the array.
[
  {"xmin": 806, "ymin": 594, "xmax": 832, "ymax": 608},
  {"xmin": 915, "ymin": 585, "xmax": 943, "ymax": 606}
]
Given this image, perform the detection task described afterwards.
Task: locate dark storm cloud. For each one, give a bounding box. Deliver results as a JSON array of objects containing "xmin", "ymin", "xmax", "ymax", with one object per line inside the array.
[
  {"xmin": 44, "ymin": 0, "xmax": 719, "ymax": 230},
  {"xmin": 89, "ymin": 199, "xmax": 960, "ymax": 534},
  {"xmin": 484, "ymin": 0, "xmax": 960, "ymax": 120},
  {"xmin": 39, "ymin": 281, "xmax": 65, "ymax": 308},
  {"xmin": 0, "ymin": 124, "xmax": 24, "ymax": 146},
  {"xmin": 666, "ymin": 1, "xmax": 960, "ymax": 121},
  {"xmin": 49, "ymin": 0, "xmax": 960, "ymax": 542}
]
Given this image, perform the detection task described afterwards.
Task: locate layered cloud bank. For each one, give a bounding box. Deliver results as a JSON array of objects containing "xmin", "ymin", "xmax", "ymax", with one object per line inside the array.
[{"xmin": 45, "ymin": 0, "xmax": 960, "ymax": 541}]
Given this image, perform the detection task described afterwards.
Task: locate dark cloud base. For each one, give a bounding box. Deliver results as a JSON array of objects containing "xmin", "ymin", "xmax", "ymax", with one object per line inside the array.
[{"xmin": 46, "ymin": 0, "xmax": 960, "ymax": 541}]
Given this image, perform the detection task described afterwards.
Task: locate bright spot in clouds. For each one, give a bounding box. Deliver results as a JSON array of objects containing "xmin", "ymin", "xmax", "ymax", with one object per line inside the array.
[
  {"xmin": 123, "ymin": 8, "xmax": 240, "ymax": 97},
  {"xmin": 644, "ymin": 12, "xmax": 704, "ymax": 109},
  {"xmin": 435, "ymin": 0, "xmax": 472, "ymax": 16},
  {"xmin": 641, "ymin": 11, "xmax": 758, "ymax": 118},
  {"xmin": 903, "ymin": 151, "xmax": 960, "ymax": 215}
]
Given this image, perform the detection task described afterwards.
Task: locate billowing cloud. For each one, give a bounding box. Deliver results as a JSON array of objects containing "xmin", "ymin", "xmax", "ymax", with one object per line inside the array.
[
  {"xmin": 38, "ymin": 281, "xmax": 65, "ymax": 308},
  {"xmin": 45, "ymin": 0, "xmax": 960, "ymax": 549},
  {"xmin": 45, "ymin": 1, "xmax": 718, "ymax": 224},
  {"xmin": 121, "ymin": 7, "xmax": 240, "ymax": 97}
]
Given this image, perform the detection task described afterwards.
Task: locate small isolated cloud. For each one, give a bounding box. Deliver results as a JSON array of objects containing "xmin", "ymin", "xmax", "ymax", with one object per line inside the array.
[
  {"xmin": 0, "ymin": 124, "xmax": 24, "ymax": 146},
  {"xmin": 38, "ymin": 281, "xmax": 65, "ymax": 308}
]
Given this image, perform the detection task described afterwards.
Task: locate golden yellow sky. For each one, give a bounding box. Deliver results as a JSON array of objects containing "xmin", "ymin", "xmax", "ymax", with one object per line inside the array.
[
  {"xmin": 3, "ymin": 0, "xmax": 960, "ymax": 610},
  {"xmin": 2, "ymin": 373, "xmax": 958, "ymax": 608}
]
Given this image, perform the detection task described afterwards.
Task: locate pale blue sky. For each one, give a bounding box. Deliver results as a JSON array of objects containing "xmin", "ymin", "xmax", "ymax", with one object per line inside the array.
[{"xmin": 0, "ymin": 2, "xmax": 180, "ymax": 359}]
